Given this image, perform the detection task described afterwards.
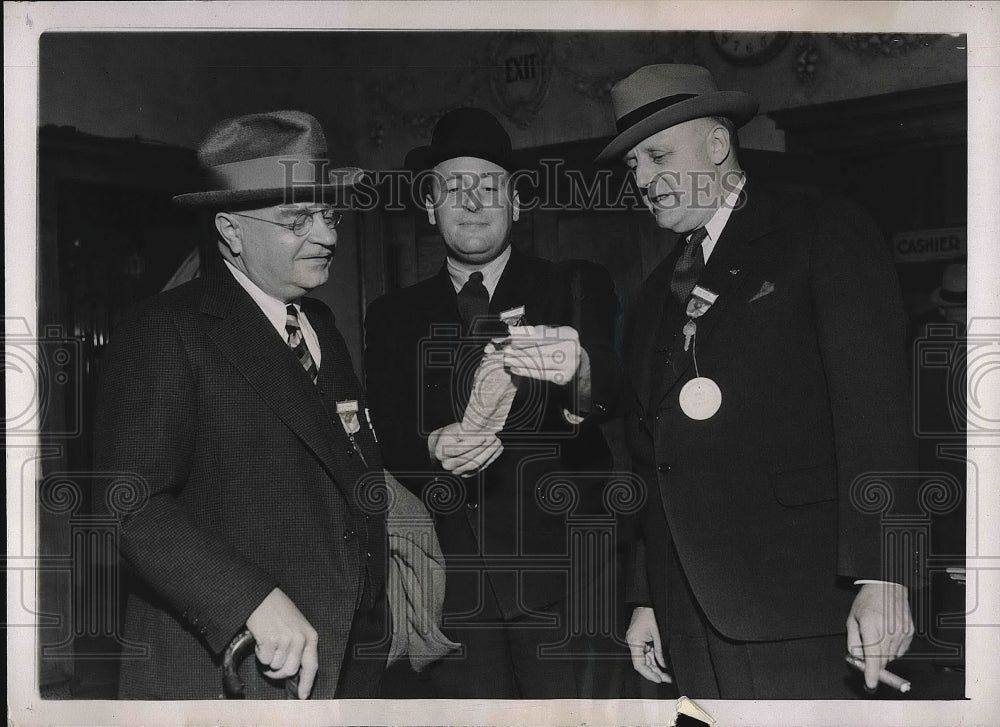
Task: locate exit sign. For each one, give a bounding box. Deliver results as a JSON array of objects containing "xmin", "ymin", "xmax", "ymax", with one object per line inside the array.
[{"xmin": 489, "ymin": 33, "xmax": 551, "ymax": 130}]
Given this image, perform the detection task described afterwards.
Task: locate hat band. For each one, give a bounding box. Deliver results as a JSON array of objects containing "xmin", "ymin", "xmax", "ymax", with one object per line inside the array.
[
  {"xmin": 207, "ymin": 153, "xmax": 329, "ymax": 191},
  {"xmin": 938, "ymin": 288, "xmax": 966, "ymax": 304},
  {"xmin": 616, "ymin": 93, "xmax": 698, "ymax": 133}
]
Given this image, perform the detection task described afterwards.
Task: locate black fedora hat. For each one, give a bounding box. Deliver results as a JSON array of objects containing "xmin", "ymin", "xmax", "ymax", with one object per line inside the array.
[
  {"xmin": 173, "ymin": 110, "xmax": 363, "ymax": 208},
  {"xmin": 931, "ymin": 263, "xmax": 967, "ymax": 308},
  {"xmin": 596, "ymin": 64, "xmax": 758, "ymax": 163},
  {"xmin": 405, "ymin": 107, "xmax": 513, "ymax": 173}
]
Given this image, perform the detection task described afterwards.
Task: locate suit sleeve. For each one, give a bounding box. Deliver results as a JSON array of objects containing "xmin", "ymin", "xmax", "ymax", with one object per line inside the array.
[
  {"xmin": 364, "ymin": 296, "xmax": 438, "ymax": 497},
  {"xmin": 94, "ymin": 304, "xmax": 277, "ymax": 654},
  {"xmin": 624, "ymin": 518, "xmax": 652, "ymax": 607},
  {"xmin": 809, "ymin": 199, "xmax": 919, "ymax": 584},
  {"xmin": 562, "ymin": 260, "xmax": 622, "ymax": 423}
]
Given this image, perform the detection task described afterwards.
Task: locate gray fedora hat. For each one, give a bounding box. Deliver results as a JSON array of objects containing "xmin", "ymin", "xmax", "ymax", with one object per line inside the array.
[
  {"xmin": 173, "ymin": 110, "xmax": 363, "ymax": 207},
  {"xmin": 596, "ymin": 64, "xmax": 758, "ymax": 163}
]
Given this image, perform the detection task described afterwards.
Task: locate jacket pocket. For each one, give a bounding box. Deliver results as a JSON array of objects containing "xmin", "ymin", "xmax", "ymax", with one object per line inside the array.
[
  {"xmin": 744, "ymin": 290, "xmax": 787, "ymax": 315},
  {"xmin": 769, "ymin": 464, "xmax": 838, "ymax": 506}
]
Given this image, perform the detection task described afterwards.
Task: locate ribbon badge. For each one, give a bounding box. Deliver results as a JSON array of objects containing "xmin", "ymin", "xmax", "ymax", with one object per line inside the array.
[
  {"xmin": 679, "ymin": 285, "xmax": 723, "ymax": 421},
  {"xmin": 336, "ymin": 399, "xmax": 361, "ymax": 435},
  {"xmin": 683, "ymin": 285, "xmax": 719, "ymax": 352},
  {"xmin": 685, "ymin": 285, "xmax": 718, "ymax": 320}
]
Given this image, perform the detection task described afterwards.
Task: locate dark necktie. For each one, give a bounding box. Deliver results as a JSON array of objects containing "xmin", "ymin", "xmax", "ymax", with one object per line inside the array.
[
  {"xmin": 285, "ymin": 304, "xmax": 318, "ymax": 383},
  {"xmin": 670, "ymin": 227, "xmax": 708, "ymax": 304},
  {"xmin": 456, "ymin": 271, "xmax": 489, "ymax": 333}
]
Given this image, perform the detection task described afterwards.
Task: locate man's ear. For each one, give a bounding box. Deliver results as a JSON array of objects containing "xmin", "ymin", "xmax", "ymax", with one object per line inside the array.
[
  {"xmin": 512, "ymin": 190, "xmax": 520, "ymax": 222},
  {"xmin": 707, "ymin": 124, "xmax": 732, "ymax": 165},
  {"xmin": 215, "ymin": 212, "xmax": 243, "ymax": 256},
  {"xmin": 424, "ymin": 195, "xmax": 437, "ymax": 226}
]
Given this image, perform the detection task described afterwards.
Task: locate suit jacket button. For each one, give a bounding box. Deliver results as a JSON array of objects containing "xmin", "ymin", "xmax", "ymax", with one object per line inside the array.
[
  {"xmin": 466, "ymin": 501, "xmax": 478, "ymax": 510},
  {"xmin": 343, "ymin": 529, "xmax": 355, "ymax": 541},
  {"xmin": 366, "ymin": 551, "xmax": 372, "ymax": 559},
  {"xmin": 637, "ymin": 416, "xmax": 645, "ymax": 426},
  {"xmin": 595, "ymin": 403, "xmax": 607, "ymax": 414},
  {"xmin": 657, "ymin": 463, "xmax": 671, "ymax": 473}
]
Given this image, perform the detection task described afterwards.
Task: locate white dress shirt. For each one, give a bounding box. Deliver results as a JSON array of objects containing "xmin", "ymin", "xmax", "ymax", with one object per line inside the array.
[
  {"xmin": 696, "ymin": 173, "xmax": 746, "ymax": 262},
  {"xmin": 224, "ymin": 260, "xmax": 321, "ymax": 369},
  {"xmin": 446, "ymin": 244, "xmax": 512, "ymax": 298}
]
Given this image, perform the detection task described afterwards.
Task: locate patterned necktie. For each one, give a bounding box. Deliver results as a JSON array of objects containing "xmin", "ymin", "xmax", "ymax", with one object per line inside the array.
[
  {"xmin": 285, "ymin": 304, "xmax": 318, "ymax": 383},
  {"xmin": 670, "ymin": 227, "xmax": 708, "ymax": 304},
  {"xmin": 456, "ymin": 271, "xmax": 489, "ymax": 333}
]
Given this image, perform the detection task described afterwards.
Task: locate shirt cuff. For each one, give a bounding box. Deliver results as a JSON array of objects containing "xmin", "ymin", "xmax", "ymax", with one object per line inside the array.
[
  {"xmin": 854, "ymin": 579, "xmax": 904, "ymax": 587},
  {"xmin": 562, "ymin": 408, "xmax": 585, "ymax": 425}
]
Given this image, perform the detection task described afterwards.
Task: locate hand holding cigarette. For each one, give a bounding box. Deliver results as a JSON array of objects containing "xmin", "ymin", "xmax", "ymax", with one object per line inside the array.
[
  {"xmin": 845, "ymin": 582, "xmax": 915, "ymax": 691},
  {"xmin": 845, "ymin": 654, "xmax": 911, "ymax": 694}
]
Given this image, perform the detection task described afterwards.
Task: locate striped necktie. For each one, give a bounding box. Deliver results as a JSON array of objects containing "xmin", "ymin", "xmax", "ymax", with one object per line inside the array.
[
  {"xmin": 670, "ymin": 227, "xmax": 708, "ymax": 304},
  {"xmin": 285, "ymin": 304, "xmax": 318, "ymax": 383}
]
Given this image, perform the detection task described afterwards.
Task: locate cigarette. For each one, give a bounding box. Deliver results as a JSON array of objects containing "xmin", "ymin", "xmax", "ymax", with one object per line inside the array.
[{"xmin": 844, "ymin": 654, "xmax": 911, "ymax": 693}]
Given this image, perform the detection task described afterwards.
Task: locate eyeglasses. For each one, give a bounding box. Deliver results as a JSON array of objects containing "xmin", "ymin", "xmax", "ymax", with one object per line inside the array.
[{"xmin": 231, "ymin": 208, "xmax": 344, "ymax": 236}]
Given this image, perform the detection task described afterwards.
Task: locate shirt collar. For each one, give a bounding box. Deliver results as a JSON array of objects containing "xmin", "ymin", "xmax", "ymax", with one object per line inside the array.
[
  {"xmin": 700, "ymin": 173, "xmax": 746, "ymax": 261},
  {"xmin": 223, "ymin": 259, "xmax": 296, "ymax": 336},
  {"xmin": 446, "ymin": 244, "xmax": 512, "ymax": 299}
]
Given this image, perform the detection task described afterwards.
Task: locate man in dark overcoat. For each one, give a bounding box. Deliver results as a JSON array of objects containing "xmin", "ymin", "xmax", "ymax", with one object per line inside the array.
[
  {"xmin": 94, "ymin": 110, "xmax": 388, "ymax": 699},
  {"xmin": 365, "ymin": 108, "xmax": 624, "ymax": 697}
]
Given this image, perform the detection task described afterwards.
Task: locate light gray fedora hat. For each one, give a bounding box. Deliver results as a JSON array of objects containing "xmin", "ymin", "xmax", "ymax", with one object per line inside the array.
[
  {"xmin": 596, "ymin": 64, "xmax": 758, "ymax": 163},
  {"xmin": 173, "ymin": 110, "xmax": 363, "ymax": 208}
]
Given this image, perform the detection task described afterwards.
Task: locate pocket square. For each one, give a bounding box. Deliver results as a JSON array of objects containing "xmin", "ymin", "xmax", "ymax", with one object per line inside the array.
[{"xmin": 748, "ymin": 280, "xmax": 775, "ymax": 302}]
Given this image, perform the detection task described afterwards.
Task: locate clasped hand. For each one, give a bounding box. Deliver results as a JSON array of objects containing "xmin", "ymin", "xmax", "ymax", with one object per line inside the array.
[
  {"xmin": 428, "ymin": 422, "xmax": 504, "ymax": 477},
  {"xmin": 502, "ymin": 325, "xmax": 582, "ymax": 385}
]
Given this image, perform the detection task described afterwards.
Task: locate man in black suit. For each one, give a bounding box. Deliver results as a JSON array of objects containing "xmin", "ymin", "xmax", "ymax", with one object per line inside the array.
[
  {"xmin": 94, "ymin": 111, "xmax": 388, "ymax": 699},
  {"xmin": 365, "ymin": 108, "xmax": 622, "ymax": 697},
  {"xmin": 596, "ymin": 65, "xmax": 917, "ymax": 698}
]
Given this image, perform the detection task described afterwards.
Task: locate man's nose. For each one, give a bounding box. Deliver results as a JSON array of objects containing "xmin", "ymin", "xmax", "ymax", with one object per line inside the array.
[
  {"xmin": 633, "ymin": 160, "xmax": 654, "ymax": 190},
  {"xmin": 461, "ymin": 189, "xmax": 483, "ymax": 212},
  {"xmin": 307, "ymin": 212, "xmax": 337, "ymax": 247}
]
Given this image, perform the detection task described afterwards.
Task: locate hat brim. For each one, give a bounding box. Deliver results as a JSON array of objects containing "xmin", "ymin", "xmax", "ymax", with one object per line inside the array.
[
  {"xmin": 405, "ymin": 145, "xmax": 513, "ymax": 174},
  {"xmin": 930, "ymin": 287, "xmax": 966, "ymax": 308},
  {"xmin": 596, "ymin": 92, "xmax": 758, "ymax": 164},
  {"xmin": 172, "ymin": 167, "xmax": 366, "ymax": 208}
]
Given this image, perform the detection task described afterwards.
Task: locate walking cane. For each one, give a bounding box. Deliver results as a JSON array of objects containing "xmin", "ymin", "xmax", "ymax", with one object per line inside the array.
[{"xmin": 222, "ymin": 628, "xmax": 301, "ymax": 698}]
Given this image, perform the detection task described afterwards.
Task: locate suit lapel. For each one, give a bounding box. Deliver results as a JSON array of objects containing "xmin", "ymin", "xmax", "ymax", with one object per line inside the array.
[
  {"xmin": 653, "ymin": 182, "xmax": 777, "ymax": 404},
  {"xmin": 489, "ymin": 250, "xmax": 535, "ymax": 321},
  {"xmin": 629, "ymin": 244, "xmax": 685, "ymax": 412},
  {"xmin": 429, "ymin": 264, "xmax": 460, "ymax": 308},
  {"xmin": 200, "ymin": 266, "xmax": 348, "ymax": 486}
]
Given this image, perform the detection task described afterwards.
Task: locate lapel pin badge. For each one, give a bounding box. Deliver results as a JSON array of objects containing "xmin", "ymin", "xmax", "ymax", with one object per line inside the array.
[
  {"xmin": 499, "ymin": 305, "xmax": 525, "ymax": 327},
  {"xmin": 335, "ymin": 399, "xmax": 361, "ymax": 434}
]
